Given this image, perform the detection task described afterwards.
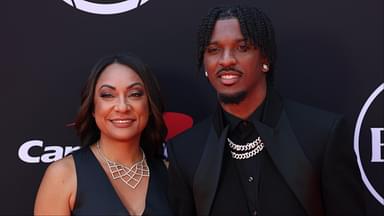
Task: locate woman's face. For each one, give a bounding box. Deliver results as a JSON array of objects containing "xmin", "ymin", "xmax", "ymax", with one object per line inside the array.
[{"xmin": 93, "ymin": 63, "xmax": 149, "ymax": 144}]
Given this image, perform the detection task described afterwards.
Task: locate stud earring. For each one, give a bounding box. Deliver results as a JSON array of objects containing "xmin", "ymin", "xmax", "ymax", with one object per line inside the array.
[
  {"xmin": 204, "ymin": 71, "xmax": 208, "ymax": 77},
  {"xmin": 262, "ymin": 64, "xmax": 269, "ymax": 72}
]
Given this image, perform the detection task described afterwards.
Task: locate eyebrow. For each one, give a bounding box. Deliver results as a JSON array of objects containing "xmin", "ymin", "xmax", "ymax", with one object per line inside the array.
[{"xmin": 98, "ymin": 82, "xmax": 144, "ymax": 90}]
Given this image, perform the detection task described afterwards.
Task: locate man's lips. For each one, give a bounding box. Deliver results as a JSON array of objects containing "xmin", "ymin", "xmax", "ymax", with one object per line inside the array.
[
  {"xmin": 217, "ymin": 67, "xmax": 243, "ymax": 75},
  {"xmin": 216, "ymin": 69, "xmax": 242, "ymax": 85}
]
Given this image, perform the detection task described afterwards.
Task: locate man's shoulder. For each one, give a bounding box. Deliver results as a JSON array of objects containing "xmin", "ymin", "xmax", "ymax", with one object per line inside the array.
[
  {"xmin": 166, "ymin": 116, "xmax": 213, "ymax": 174},
  {"xmin": 170, "ymin": 116, "xmax": 213, "ymax": 144},
  {"xmin": 284, "ymin": 98, "xmax": 341, "ymax": 121},
  {"xmin": 282, "ymin": 98, "xmax": 343, "ymax": 134},
  {"xmin": 167, "ymin": 116, "xmax": 213, "ymax": 158}
]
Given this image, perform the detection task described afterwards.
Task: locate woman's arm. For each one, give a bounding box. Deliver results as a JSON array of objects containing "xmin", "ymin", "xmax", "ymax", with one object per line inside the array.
[{"xmin": 34, "ymin": 156, "xmax": 76, "ymax": 215}]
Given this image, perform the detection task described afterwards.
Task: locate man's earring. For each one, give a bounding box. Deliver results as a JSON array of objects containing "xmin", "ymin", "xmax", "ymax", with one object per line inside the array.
[
  {"xmin": 204, "ymin": 71, "xmax": 208, "ymax": 77},
  {"xmin": 262, "ymin": 64, "xmax": 269, "ymax": 72}
]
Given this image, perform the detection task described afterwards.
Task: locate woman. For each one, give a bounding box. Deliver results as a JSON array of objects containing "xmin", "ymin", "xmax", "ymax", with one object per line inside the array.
[{"xmin": 34, "ymin": 53, "xmax": 172, "ymax": 215}]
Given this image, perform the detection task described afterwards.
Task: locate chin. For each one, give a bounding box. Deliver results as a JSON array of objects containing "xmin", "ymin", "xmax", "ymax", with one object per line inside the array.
[
  {"xmin": 110, "ymin": 133, "xmax": 140, "ymax": 142},
  {"xmin": 218, "ymin": 91, "xmax": 247, "ymax": 104}
]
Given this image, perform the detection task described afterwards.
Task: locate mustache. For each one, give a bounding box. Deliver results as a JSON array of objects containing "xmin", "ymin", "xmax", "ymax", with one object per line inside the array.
[{"xmin": 217, "ymin": 67, "xmax": 243, "ymax": 74}]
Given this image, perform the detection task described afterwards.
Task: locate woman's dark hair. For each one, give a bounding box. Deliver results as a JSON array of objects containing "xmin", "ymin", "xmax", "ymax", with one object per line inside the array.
[
  {"xmin": 74, "ymin": 53, "xmax": 167, "ymax": 158},
  {"xmin": 197, "ymin": 5, "xmax": 277, "ymax": 84}
]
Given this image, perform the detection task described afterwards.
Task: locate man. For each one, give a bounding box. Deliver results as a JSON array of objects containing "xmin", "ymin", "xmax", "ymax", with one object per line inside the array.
[{"xmin": 167, "ymin": 5, "xmax": 365, "ymax": 216}]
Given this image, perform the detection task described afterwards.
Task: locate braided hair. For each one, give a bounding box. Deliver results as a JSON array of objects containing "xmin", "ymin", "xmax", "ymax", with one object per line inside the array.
[{"xmin": 197, "ymin": 5, "xmax": 277, "ymax": 84}]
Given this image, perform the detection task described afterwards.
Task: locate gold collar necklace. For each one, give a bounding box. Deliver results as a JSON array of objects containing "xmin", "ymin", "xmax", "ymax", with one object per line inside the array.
[{"xmin": 96, "ymin": 141, "xmax": 150, "ymax": 189}]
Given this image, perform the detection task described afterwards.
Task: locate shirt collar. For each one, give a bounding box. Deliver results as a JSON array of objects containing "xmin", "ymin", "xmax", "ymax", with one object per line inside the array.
[{"xmin": 223, "ymin": 100, "xmax": 265, "ymax": 131}]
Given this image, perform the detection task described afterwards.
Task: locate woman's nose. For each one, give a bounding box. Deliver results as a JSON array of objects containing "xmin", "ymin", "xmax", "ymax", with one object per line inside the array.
[{"xmin": 114, "ymin": 97, "xmax": 130, "ymax": 112}]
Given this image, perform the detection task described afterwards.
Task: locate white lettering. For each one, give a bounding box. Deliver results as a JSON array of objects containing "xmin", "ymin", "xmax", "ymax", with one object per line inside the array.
[
  {"xmin": 18, "ymin": 140, "xmax": 43, "ymax": 163},
  {"xmin": 65, "ymin": 146, "xmax": 81, "ymax": 156},
  {"xmin": 18, "ymin": 140, "xmax": 81, "ymax": 163},
  {"xmin": 354, "ymin": 82, "xmax": 384, "ymax": 205},
  {"xmin": 371, "ymin": 128, "xmax": 384, "ymax": 162},
  {"xmin": 41, "ymin": 146, "xmax": 64, "ymax": 163},
  {"xmin": 61, "ymin": 0, "xmax": 149, "ymax": 15}
]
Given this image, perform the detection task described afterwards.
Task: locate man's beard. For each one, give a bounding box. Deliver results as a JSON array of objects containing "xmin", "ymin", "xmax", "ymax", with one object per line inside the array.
[{"xmin": 218, "ymin": 91, "xmax": 247, "ymax": 104}]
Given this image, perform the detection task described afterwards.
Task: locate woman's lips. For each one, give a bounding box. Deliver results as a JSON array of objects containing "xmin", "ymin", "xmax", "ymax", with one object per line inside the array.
[{"xmin": 110, "ymin": 119, "xmax": 135, "ymax": 127}]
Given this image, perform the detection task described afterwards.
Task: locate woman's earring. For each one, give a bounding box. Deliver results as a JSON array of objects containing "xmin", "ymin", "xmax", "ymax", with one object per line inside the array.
[
  {"xmin": 204, "ymin": 71, "xmax": 208, "ymax": 77},
  {"xmin": 262, "ymin": 64, "xmax": 269, "ymax": 72}
]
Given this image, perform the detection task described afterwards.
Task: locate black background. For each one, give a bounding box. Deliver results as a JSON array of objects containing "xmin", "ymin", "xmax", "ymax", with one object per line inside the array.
[{"xmin": 0, "ymin": 0, "xmax": 382, "ymax": 214}]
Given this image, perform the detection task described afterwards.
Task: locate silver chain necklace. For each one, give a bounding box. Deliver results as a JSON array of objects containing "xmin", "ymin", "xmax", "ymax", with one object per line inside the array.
[
  {"xmin": 227, "ymin": 136, "xmax": 264, "ymax": 160},
  {"xmin": 96, "ymin": 141, "xmax": 150, "ymax": 189}
]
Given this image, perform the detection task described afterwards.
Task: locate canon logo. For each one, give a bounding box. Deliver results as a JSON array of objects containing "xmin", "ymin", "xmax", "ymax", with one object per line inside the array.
[
  {"xmin": 18, "ymin": 140, "xmax": 80, "ymax": 163},
  {"xmin": 18, "ymin": 112, "xmax": 193, "ymax": 164},
  {"xmin": 354, "ymin": 83, "xmax": 384, "ymax": 205},
  {"xmin": 61, "ymin": 0, "xmax": 149, "ymax": 15}
]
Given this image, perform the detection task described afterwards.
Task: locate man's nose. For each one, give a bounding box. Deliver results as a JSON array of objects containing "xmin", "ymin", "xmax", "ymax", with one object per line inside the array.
[{"xmin": 219, "ymin": 49, "xmax": 237, "ymax": 67}]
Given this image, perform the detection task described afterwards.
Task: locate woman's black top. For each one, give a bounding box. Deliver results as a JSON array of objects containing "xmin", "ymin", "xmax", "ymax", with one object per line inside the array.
[{"xmin": 71, "ymin": 146, "xmax": 173, "ymax": 216}]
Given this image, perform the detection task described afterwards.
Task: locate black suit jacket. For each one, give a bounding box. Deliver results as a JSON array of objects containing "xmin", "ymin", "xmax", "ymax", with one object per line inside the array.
[{"xmin": 167, "ymin": 90, "xmax": 365, "ymax": 216}]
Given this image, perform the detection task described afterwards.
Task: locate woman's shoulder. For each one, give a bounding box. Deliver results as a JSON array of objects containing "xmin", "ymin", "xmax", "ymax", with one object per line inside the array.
[
  {"xmin": 48, "ymin": 155, "xmax": 74, "ymax": 172},
  {"xmin": 42, "ymin": 155, "xmax": 76, "ymax": 190},
  {"xmin": 34, "ymin": 155, "xmax": 77, "ymax": 214}
]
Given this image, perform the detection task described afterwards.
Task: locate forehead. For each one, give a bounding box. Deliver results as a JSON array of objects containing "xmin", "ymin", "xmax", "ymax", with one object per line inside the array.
[
  {"xmin": 96, "ymin": 63, "xmax": 143, "ymax": 87},
  {"xmin": 210, "ymin": 18, "xmax": 243, "ymax": 42}
]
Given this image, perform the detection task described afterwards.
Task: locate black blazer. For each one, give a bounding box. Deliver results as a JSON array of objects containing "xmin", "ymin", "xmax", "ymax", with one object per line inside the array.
[{"xmin": 167, "ymin": 90, "xmax": 365, "ymax": 216}]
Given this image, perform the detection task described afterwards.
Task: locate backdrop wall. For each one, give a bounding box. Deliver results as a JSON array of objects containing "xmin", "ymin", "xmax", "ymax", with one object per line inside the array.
[{"xmin": 1, "ymin": 0, "xmax": 382, "ymax": 215}]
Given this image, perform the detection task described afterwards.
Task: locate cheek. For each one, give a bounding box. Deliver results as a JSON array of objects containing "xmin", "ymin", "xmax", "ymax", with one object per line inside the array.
[
  {"xmin": 93, "ymin": 100, "xmax": 107, "ymax": 116},
  {"xmin": 137, "ymin": 101, "xmax": 150, "ymax": 128},
  {"xmin": 92, "ymin": 103, "xmax": 104, "ymax": 127},
  {"xmin": 204, "ymin": 56, "xmax": 216, "ymax": 72},
  {"xmin": 144, "ymin": 104, "xmax": 150, "ymax": 124},
  {"xmin": 93, "ymin": 99, "xmax": 112, "ymax": 125}
]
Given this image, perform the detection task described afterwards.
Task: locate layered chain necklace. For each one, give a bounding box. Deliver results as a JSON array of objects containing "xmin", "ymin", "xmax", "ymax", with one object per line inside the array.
[
  {"xmin": 227, "ymin": 136, "xmax": 264, "ymax": 160},
  {"xmin": 96, "ymin": 141, "xmax": 150, "ymax": 189}
]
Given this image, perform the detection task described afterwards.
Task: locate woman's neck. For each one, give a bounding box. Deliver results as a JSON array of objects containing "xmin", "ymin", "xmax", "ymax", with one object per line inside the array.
[{"xmin": 97, "ymin": 136, "xmax": 142, "ymax": 166}]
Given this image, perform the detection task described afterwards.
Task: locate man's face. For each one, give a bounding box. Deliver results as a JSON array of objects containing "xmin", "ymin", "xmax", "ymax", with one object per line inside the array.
[{"xmin": 203, "ymin": 18, "xmax": 268, "ymax": 104}]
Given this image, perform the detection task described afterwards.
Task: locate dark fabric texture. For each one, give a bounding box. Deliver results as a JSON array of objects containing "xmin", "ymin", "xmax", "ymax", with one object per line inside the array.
[
  {"xmin": 167, "ymin": 89, "xmax": 366, "ymax": 216},
  {"xmin": 210, "ymin": 104, "xmax": 265, "ymax": 215},
  {"xmin": 72, "ymin": 146, "xmax": 173, "ymax": 216}
]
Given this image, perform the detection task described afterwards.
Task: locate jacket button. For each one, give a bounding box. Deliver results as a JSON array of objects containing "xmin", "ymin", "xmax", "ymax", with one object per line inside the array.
[{"xmin": 248, "ymin": 176, "xmax": 254, "ymax": 182}]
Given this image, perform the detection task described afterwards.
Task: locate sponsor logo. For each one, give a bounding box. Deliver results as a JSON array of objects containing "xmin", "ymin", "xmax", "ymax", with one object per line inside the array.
[
  {"xmin": 354, "ymin": 83, "xmax": 384, "ymax": 205},
  {"xmin": 18, "ymin": 140, "xmax": 80, "ymax": 163},
  {"xmin": 60, "ymin": 0, "xmax": 149, "ymax": 15},
  {"xmin": 18, "ymin": 112, "xmax": 193, "ymax": 163},
  {"xmin": 163, "ymin": 112, "xmax": 194, "ymax": 141}
]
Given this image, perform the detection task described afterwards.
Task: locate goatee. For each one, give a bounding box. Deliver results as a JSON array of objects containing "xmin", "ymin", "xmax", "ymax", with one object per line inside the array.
[{"xmin": 218, "ymin": 91, "xmax": 247, "ymax": 104}]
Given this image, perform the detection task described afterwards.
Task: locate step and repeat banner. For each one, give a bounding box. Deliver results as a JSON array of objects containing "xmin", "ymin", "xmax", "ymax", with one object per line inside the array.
[{"xmin": 1, "ymin": 0, "xmax": 382, "ymax": 215}]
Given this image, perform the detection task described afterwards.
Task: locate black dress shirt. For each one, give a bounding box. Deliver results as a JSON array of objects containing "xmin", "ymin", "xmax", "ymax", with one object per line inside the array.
[{"xmin": 210, "ymin": 103, "xmax": 266, "ymax": 216}]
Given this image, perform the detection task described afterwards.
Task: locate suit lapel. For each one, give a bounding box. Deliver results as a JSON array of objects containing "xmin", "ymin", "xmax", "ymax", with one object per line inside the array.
[
  {"xmin": 192, "ymin": 90, "xmax": 324, "ymax": 216},
  {"xmin": 193, "ymin": 124, "xmax": 229, "ymax": 216},
  {"xmin": 257, "ymin": 90, "xmax": 324, "ymax": 216}
]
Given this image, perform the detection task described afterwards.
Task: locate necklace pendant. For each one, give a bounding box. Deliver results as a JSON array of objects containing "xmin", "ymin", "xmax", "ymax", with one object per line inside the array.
[
  {"xmin": 107, "ymin": 159, "xmax": 150, "ymax": 189},
  {"xmin": 97, "ymin": 141, "xmax": 150, "ymax": 189}
]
